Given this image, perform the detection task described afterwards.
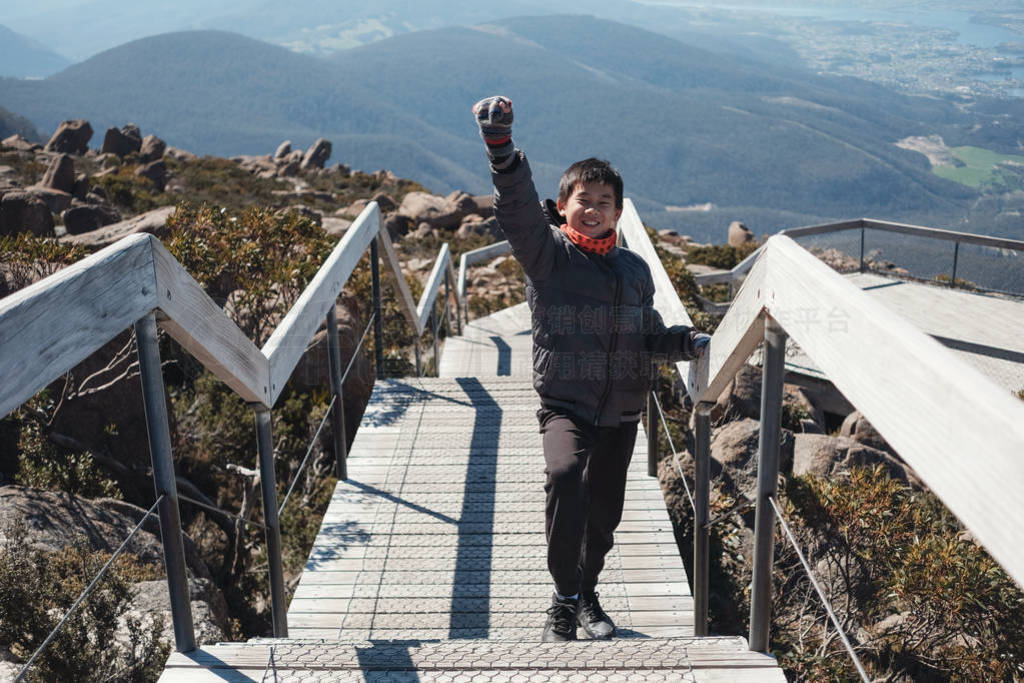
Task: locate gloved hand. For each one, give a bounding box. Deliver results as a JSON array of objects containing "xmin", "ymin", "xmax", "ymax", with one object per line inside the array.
[
  {"xmin": 473, "ymin": 95, "xmax": 515, "ymax": 166},
  {"xmin": 691, "ymin": 332, "xmax": 711, "ymax": 359}
]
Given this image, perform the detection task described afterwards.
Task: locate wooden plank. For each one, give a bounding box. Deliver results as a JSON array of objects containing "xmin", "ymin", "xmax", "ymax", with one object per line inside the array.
[
  {"xmin": 150, "ymin": 238, "xmax": 269, "ymax": 405},
  {"xmin": 765, "ymin": 234, "xmax": 1024, "ymax": 587},
  {"xmin": 416, "ymin": 242, "xmax": 451, "ymax": 331},
  {"xmin": 262, "ymin": 202, "xmax": 380, "ymax": 403},
  {"xmin": 377, "ymin": 215, "xmax": 421, "ymax": 334},
  {"xmin": 0, "ymin": 233, "xmax": 156, "ymax": 419},
  {"xmin": 688, "ymin": 253, "xmax": 767, "ymax": 403}
]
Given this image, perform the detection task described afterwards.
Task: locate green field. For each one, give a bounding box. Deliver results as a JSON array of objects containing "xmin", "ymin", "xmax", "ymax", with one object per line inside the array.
[{"xmin": 933, "ymin": 146, "xmax": 1024, "ymax": 190}]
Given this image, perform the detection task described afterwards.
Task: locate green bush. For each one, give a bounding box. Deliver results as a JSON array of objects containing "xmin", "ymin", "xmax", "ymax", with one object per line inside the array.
[
  {"xmin": 686, "ymin": 241, "xmax": 760, "ymax": 270},
  {"xmin": 0, "ymin": 521, "xmax": 169, "ymax": 682}
]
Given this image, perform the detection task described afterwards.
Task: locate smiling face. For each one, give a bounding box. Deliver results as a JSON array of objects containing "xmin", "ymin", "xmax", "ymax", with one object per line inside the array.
[{"xmin": 556, "ymin": 181, "xmax": 623, "ymax": 239}]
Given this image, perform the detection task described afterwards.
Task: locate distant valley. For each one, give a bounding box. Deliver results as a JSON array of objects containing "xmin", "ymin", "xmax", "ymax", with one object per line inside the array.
[{"xmin": 2, "ymin": 15, "xmax": 1022, "ymax": 239}]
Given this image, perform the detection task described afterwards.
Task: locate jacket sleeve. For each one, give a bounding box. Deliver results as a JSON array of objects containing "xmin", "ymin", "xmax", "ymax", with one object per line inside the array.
[
  {"xmin": 491, "ymin": 150, "xmax": 558, "ymax": 283},
  {"xmin": 641, "ymin": 265, "xmax": 698, "ymax": 362}
]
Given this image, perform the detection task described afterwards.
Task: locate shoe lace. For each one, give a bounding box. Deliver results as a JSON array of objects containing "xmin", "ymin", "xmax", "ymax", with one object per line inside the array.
[
  {"xmin": 581, "ymin": 592, "xmax": 607, "ymax": 621},
  {"xmin": 547, "ymin": 599, "xmax": 577, "ymax": 632}
]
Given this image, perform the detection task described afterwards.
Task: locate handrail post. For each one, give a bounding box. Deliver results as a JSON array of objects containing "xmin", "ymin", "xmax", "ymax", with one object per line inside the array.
[
  {"xmin": 749, "ymin": 315, "xmax": 787, "ymax": 652},
  {"xmin": 325, "ymin": 306, "xmax": 348, "ymax": 480},
  {"xmin": 431, "ymin": 306, "xmax": 440, "ymax": 377},
  {"xmin": 370, "ymin": 237, "xmax": 384, "ymax": 379},
  {"xmin": 414, "ymin": 338, "xmax": 422, "ymax": 377},
  {"xmin": 134, "ymin": 313, "xmax": 196, "ymax": 652},
  {"xmin": 951, "ymin": 241, "xmax": 960, "ymax": 287},
  {"xmin": 858, "ymin": 227, "xmax": 866, "ymax": 272},
  {"xmin": 646, "ymin": 388, "xmax": 657, "ymax": 477},
  {"xmin": 693, "ymin": 401, "xmax": 713, "ymax": 637},
  {"xmin": 253, "ymin": 407, "xmax": 288, "ymax": 637}
]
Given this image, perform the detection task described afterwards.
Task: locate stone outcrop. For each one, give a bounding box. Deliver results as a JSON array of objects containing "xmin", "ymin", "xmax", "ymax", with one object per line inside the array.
[
  {"xmin": 727, "ymin": 220, "xmax": 754, "ymax": 247},
  {"xmin": 26, "ymin": 186, "xmax": 72, "ymax": 214},
  {"xmin": 0, "ymin": 191, "xmax": 54, "ymax": 236},
  {"xmin": 839, "ymin": 410, "xmax": 894, "ymax": 454},
  {"xmin": 139, "ymin": 134, "xmax": 167, "ymax": 162},
  {"xmin": 2, "ymin": 134, "xmax": 41, "ymax": 152},
  {"xmin": 396, "ymin": 190, "xmax": 491, "ymax": 233},
  {"xmin": 711, "ymin": 418, "xmax": 795, "ymax": 500},
  {"xmin": 61, "ymin": 206, "xmax": 176, "ymax": 247},
  {"xmin": 274, "ymin": 140, "xmax": 292, "ymax": 160},
  {"xmin": 45, "ymin": 119, "xmax": 93, "ymax": 155},
  {"xmin": 793, "ymin": 433, "xmax": 917, "ymax": 485},
  {"xmin": 135, "ymin": 159, "xmax": 167, "ymax": 191},
  {"xmin": 101, "ymin": 125, "xmax": 143, "ymax": 157},
  {"xmin": 301, "ymin": 138, "xmax": 332, "ymax": 170},
  {"xmin": 39, "ymin": 153, "xmax": 76, "ymax": 193},
  {"xmin": 62, "ymin": 202, "xmax": 121, "ymax": 234}
]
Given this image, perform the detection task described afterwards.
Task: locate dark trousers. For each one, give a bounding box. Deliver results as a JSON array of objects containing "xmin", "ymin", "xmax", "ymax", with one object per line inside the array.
[{"xmin": 537, "ymin": 407, "xmax": 638, "ymax": 596}]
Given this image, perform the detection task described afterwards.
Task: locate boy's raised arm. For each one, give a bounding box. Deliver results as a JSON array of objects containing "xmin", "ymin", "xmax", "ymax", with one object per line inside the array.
[{"xmin": 473, "ymin": 95, "xmax": 557, "ymax": 282}]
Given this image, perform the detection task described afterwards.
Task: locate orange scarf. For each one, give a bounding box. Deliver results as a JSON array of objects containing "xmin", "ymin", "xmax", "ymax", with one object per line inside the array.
[{"xmin": 559, "ymin": 224, "xmax": 617, "ymax": 255}]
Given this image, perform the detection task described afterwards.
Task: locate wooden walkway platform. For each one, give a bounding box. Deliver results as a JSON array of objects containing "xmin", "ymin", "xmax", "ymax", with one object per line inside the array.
[{"xmin": 162, "ymin": 304, "xmax": 786, "ymax": 681}]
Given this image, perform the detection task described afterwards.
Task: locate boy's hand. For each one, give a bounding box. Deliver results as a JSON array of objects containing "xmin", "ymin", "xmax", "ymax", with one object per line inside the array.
[
  {"xmin": 691, "ymin": 332, "xmax": 711, "ymax": 358},
  {"xmin": 473, "ymin": 95, "xmax": 515, "ymax": 164}
]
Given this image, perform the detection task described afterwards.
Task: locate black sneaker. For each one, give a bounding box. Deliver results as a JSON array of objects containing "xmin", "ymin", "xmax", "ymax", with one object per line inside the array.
[
  {"xmin": 578, "ymin": 590, "xmax": 615, "ymax": 639},
  {"xmin": 541, "ymin": 593, "xmax": 579, "ymax": 642}
]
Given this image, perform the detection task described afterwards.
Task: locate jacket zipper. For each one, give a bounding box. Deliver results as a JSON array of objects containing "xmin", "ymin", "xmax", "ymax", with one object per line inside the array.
[{"xmin": 594, "ymin": 270, "xmax": 622, "ymax": 425}]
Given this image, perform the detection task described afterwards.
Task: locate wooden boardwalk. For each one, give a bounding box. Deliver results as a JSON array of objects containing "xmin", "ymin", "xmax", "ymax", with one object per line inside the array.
[{"xmin": 162, "ymin": 304, "xmax": 786, "ymax": 681}]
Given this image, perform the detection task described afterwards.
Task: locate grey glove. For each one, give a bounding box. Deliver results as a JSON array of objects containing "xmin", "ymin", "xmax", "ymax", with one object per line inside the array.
[
  {"xmin": 691, "ymin": 332, "xmax": 711, "ymax": 359},
  {"xmin": 473, "ymin": 95, "xmax": 515, "ymax": 168}
]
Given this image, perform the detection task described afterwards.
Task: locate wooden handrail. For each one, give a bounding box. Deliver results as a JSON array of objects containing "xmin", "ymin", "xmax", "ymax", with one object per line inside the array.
[{"xmin": 1, "ymin": 200, "xmax": 458, "ymax": 416}]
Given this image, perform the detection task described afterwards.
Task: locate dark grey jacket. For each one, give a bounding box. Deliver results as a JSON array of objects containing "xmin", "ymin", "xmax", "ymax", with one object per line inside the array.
[{"xmin": 492, "ymin": 150, "xmax": 699, "ymax": 426}]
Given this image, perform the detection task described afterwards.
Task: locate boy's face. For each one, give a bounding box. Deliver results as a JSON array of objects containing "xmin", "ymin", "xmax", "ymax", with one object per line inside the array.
[{"xmin": 557, "ymin": 181, "xmax": 622, "ymax": 239}]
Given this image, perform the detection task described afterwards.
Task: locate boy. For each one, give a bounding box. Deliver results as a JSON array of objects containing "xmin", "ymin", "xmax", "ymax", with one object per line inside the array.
[{"xmin": 472, "ymin": 95, "xmax": 709, "ymax": 641}]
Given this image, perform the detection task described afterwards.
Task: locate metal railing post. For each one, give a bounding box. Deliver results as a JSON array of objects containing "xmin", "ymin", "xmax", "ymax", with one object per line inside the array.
[
  {"xmin": 693, "ymin": 401, "xmax": 713, "ymax": 637},
  {"xmin": 370, "ymin": 237, "xmax": 384, "ymax": 379},
  {"xmin": 858, "ymin": 227, "xmax": 866, "ymax": 272},
  {"xmin": 253, "ymin": 407, "xmax": 288, "ymax": 637},
  {"xmin": 414, "ymin": 338, "xmax": 422, "ymax": 377},
  {"xmin": 646, "ymin": 389, "xmax": 658, "ymax": 477},
  {"xmin": 325, "ymin": 307, "xmax": 347, "ymax": 480},
  {"xmin": 431, "ymin": 306, "xmax": 440, "ymax": 377},
  {"xmin": 749, "ymin": 315, "xmax": 787, "ymax": 652},
  {"xmin": 951, "ymin": 241, "xmax": 960, "ymax": 287},
  {"xmin": 134, "ymin": 313, "xmax": 196, "ymax": 652}
]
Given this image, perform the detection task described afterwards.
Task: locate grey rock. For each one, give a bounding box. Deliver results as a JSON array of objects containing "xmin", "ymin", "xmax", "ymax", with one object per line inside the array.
[
  {"xmin": 62, "ymin": 202, "xmax": 121, "ymax": 234},
  {"xmin": 792, "ymin": 433, "xmax": 915, "ymax": 484},
  {"xmin": 101, "ymin": 125, "xmax": 143, "ymax": 157},
  {"xmin": 728, "ymin": 220, "xmax": 754, "ymax": 247},
  {"xmin": 45, "ymin": 119, "xmax": 93, "ymax": 155},
  {"xmin": 274, "ymin": 140, "xmax": 292, "ymax": 160},
  {"xmin": 839, "ymin": 410, "xmax": 893, "ymax": 454},
  {"xmin": 2, "ymin": 134, "xmax": 41, "ymax": 152},
  {"xmin": 0, "ymin": 191, "xmax": 54, "ymax": 236},
  {"xmin": 165, "ymin": 146, "xmax": 197, "ymax": 161},
  {"xmin": 383, "ymin": 213, "xmax": 412, "ymax": 241},
  {"xmin": 371, "ymin": 192, "xmax": 397, "ymax": 212},
  {"xmin": 135, "ymin": 159, "xmax": 167, "ymax": 191},
  {"xmin": 126, "ymin": 578, "xmax": 227, "ymax": 647},
  {"xmin": 62, "ymin": 206, "xmax": 176, "ymax": 247},
  {"xmin": 139, "ymin": 134, "xmax": 167, "ymax": 162},
  {"xmin": 26, "ymin": 186, "xmax": 72, "ymax": 214},
  {"xmin": 711, "ymin": 418, "xmax": 794, "ymax": 499},
  {"xmin": 320, "ymin": 216, "xmax": 351, "ymax": 238},
  {"xmin": 301, "ymin": 138, "xmax": 332, "ymax": 169},
  {"xmin": 39, "ymin": 153, "xmax": 76, "ymax": 192}
]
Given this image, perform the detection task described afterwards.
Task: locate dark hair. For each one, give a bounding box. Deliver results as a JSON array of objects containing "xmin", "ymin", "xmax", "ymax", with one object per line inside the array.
[{"xmin": 558, "ymin": 158, "xmax": 623, "ymax": 209}]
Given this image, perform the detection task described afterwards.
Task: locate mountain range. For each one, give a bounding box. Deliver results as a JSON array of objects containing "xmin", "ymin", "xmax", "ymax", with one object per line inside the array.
[
  {"xmin": 0, "ymin": 24, "xmax": 71, "ymax": 78},
  {"xmin": 0, "ymin": 15, "xmax": 985, "ymax": 235}
]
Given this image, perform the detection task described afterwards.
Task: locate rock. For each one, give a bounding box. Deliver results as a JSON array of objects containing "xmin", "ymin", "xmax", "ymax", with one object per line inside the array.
[
  {"xmin": 456, "ymin": 215, "xmax": 503, "ymax": 240},
  {"xmin": 338, "ymin": 199, "xmax": 369, "ymax": 219},
  {"xmin": 44, "ymin": 120, "xmax": 93, "ymax": 155},
  {"xmin": 26, "ymin": 186, "xmax": 72, "ymax": 214},
  {"xmin": 71, "ymin": 174, "xmax": 90, "ymax": 200},
  {"xmin": 61, "ymin": 206, "xmax": 176, "ymax": 247},
  {"xmin": 301, "ymin": 138, "xmax": 332, "ymax": 170},
  {"xmin": 320, "ymin": 216, "xmax": 351, "ymax": 238},
  {"xmin": 446, "ymin": 189, "xmax": 478, "ymax": 213},
  {"xmin": 127, "ymin": 578, "xmax": 227, "ymax": 647},
  {"xmin": 714, "ymin": 364, "xmax": 824, "ymax": 431},
  {"xmin": 413, "ymin": 221, "xmax": 433, "ymax": 239},
  {"xmin": 40, "ymin": 153, "xmax": 76, "ymax": 193},
  {"xmin": 371, "ymin": 192, "xmax": 397, "ymax": 212},
  {"xmin": 2, "ymin": 134, "xmax": 41, "ymax": 152},
  {"xmin": 711, "ymin": 418, "xmax": 794, "ymax": 499},
  {"xmin": 165, "ymin": 146, "xmax": 197, "ymax": 161},
  {"xmin": 727, "ymin": 220, "xmax": 754, "ymax": 247},
  {"xmin": 399, "ymin": 190, "xmax": 493, "ymax": 230},
  {"xmin": 0, "ymin": 191, "xmax": 54, "ymax": 236},
  {"xmin": 101, "ymin": 125, "xmax": 142, "ymax": 157},
  {"xmin": 62, "ymin": 202, "xmax": 121, "ymax": 234},
  {"xmin": 274, "ymin": 140, "xmax": 292, "ymax": 160},
  {"xmin": 135, "ymin": 159, "xmax": 167, "ymax": 191},
  {"xmin": 139, "ymin": 134, "xmax": 167, "ymax": 162},
  {"xmin": 792, "ymin": 433, "xmax": 916, "ymax": 484},
  {"xmin": 383, "ymin": 213, "xmax": 412, "ymax": 241},
  {"xmin": 839, "ymin": 410, "xmax": 894, "ymax": 454}
]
